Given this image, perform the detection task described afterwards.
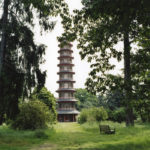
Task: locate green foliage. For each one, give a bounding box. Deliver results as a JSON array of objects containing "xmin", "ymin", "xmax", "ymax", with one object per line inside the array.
[
  {"xmin": 98, "ymin": 90, "xmax": 124, "ymax": 111},
  {"xmin": 78, "ymin": 107, "xmax": 108, "ymax": 124},
  {"xmin": 77, "ymin": 109, "xmax": 88, "ymax": 124},
  {"xmin": 108, "ymin": 107, "xmax": 126, "ymax": 123},
  {"xmin": 131, "ymin": 29, "xmax": 150, "ymax": 123},
  {"xmin": 93, "ymin": 107, "xmax": 108, "ymax": 122},
  {"xmin": 34, "ymin": 122, "xmax": 150, "ymax": 150},
  {"xmin": 34, "ymin": 130, "xmax": 48, "ymax": 139},
  {"xmin": 0, "ymin": 124, "xmax": 52, "ymax": 150},
  {"xmin": 105, "ymin": 90, "xmax": 124, "ymax": 110},
  {"xmin": 0, "ymin": 0, "xmax": 68, "ymax": 124},
  {"xmin": 75, "ymin": 88, "xmax": 99, "ymax": 110},
  {"xmin": 12, "ymin": 100, "xmax": 54, "ymax": 130},
  {"xmin": 31, "ymin": 87, "xmax": 57, "ymax": 122},
  {"xmin": 59, "ymin": 0, "xmax": 150, "ymax": 126},
  {"xmin": 134, "ymin": 99, "xmax": 150, "ymax": 122},
  {"xmin": 2, "ymin": 122, "xmax": 150, "ymax": 150}
]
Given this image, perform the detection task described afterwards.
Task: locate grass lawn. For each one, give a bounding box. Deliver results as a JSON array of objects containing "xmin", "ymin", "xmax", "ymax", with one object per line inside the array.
[
  {"xmin": 43, "ymin": 121, "xmax": 150, "ymax": 150},
  {"xmin": 1, "ymin": 122, "xmax": 150, "ymax": 150},
  {"xmin": 0, "ymin": 124, "xmax": 48, "ymax": 150}
]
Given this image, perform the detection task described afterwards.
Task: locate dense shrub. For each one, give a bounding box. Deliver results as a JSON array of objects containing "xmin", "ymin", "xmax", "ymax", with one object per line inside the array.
[
  {"xmin": 107, "ymin": 107, "xmax": 137, "ymax": 123},
  {"xmin": 107, "ymin": 107, "xmax": 126, "ymax": 123},
  {"xmin": 78, "ymin": 107, "xmax": 108, "ymax": 124},
  {"xmin": 78, "ymin": 109, "xmax": 88, "ymax": 124},
  {"xmin": 31, "ymin": 87, "xmax": 57, "ymax": 122},
  {"xmin": 12, "ymin": 100, "xmax": 54, "ymax": 130},
  {"xmin": 95, "ymin": 107, "xmax": 108, "ymax": 122}
]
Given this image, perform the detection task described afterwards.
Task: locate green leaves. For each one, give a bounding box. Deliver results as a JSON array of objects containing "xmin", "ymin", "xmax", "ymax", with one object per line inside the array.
[
  {"xmin": 60, "ymin": 0, "xmax": 150, "ymax": 103},
  {"xmin": 75, "ymin": 88, "xmax": 99, "ymax": 110},
  {"xmin": 0, "ymin": 0, "xmax": 68, "ymax": 124},
  {"xmin": 12, "ymin": 100, "xmax": 54, "ymax": 130},
  {"xmin": 78, "ymin": 107, "xmax": 108, "ymax": 123},
  {"xmin": 31, "ymin": 87, "xmax": 57, "ymax": 122}
]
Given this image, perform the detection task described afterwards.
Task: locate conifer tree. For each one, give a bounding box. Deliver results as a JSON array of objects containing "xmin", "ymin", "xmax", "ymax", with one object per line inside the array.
[{"xmin": 0, "ymin": 0, "xmax": 68, "ymax": 124}]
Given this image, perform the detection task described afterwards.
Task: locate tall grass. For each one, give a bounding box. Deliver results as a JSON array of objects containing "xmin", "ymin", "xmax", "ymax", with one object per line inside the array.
[{"xmin": 0, "ymin": 124, "xmax": 51, "ymax": 150}]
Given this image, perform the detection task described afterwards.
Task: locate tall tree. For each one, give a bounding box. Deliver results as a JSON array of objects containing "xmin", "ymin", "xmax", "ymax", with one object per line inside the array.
[
  {"xmin": 0, "ymin": 0, "xmax": 68, "ymax": 124},
  {"xmin": 59, "ymin": 0, "xmax": 150, "ymax": 126},
  {"xmin": 0, "ymin": 0, "xmax": 10, "ymax": 78},
  {"xmin": 131, "ymin": 28, "xmax": 150, "ymax": 122}
]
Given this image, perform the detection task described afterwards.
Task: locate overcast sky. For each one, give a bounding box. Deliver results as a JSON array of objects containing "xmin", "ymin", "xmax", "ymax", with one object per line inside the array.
[
  {"xmin": 0, "ymin": 0, "xmax": 123, "ymax": 96},
  {"xmin": 33, "ymin": 0, "xmax": 91, "ymax": 97},
  {"xmin": 33, "ymin": 0, "xmax": 123, "ymax": 97}
]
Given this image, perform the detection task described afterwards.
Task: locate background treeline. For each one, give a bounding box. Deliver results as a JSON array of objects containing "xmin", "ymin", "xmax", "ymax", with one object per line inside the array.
[{"xmin": 75, "ymin": 88, "xmax": 148, "ymax": 124}]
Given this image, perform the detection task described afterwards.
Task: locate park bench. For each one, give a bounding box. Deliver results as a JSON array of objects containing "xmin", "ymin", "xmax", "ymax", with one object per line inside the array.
[{"xmin": 99, "ymin": 125, "xmax": 115, "ymax": 134}]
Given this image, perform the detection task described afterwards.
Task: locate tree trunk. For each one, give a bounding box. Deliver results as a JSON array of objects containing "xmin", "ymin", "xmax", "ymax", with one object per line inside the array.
[
  {"xmin": 124, "ymin": 31, "xmax": 134, "ymax": 126},
  {"xmin": 0, "ymin": 0, "xmax": 10, "ymax": 78},
  {"xmin": 0, "ymin": 114, "xmax": 5, "ymax": 125},
  {"xmin": 0, "ymin": 0, "xmax": 10, "ymax": 124}
]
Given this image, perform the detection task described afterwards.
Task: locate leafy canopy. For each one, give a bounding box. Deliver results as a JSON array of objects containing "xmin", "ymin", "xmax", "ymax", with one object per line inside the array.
[{"xmin": 59, "ymin": 0, "xmax": 150, "ymax": 126}]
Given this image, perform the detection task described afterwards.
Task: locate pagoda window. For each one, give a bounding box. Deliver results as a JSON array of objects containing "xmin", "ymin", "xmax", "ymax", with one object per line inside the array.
[
  {"xmin": 60, "ymin": 83, "xmax": 64, "ymax": 88},
  {"xmin": 64, "ymin": 74, "xmax": 68, "ymax": 79},
  {"xmin": 60, "ymin": 74, "xmax": 63, "ymax": 79},
  {"xmin": 59, "ymin": 93, "xmax": 65, "ymax": 98},
  {"xmin": 64, "ymin": 83, "xmax": 68, "ymax": 88},
  {"xmin": 60, "ymin": 59, "xmax": 64, "ymax": 63},
  {"xmin": 65, "ymin": 93, "xmax": 69, "ymax": 98},
  {"xmin": 60, "ymin": 66, "xmax": 63, "ymax": 70},
  {"xmin": 68, "ymin": 74, "xmax": 72, "ymax": 79},
  {"xmin": 67, "ymin": 92, "xmax": 74, "ymax": 98},
  {"xmin": 70, "ymin": 83, "xmax": 73, "ymax": 88},
  {"xmin": 71, "ymin": 93, "xmax": 74, "ymax": 97}
]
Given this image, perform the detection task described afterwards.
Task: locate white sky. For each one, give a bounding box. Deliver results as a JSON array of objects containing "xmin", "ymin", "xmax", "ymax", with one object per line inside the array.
[{"xmin": 33, "ymin": 0, "xmax": 123, "ymax": 97}]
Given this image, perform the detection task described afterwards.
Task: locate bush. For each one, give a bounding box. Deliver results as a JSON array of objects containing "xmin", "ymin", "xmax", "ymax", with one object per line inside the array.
[
  {"xmin": 34, "ymin": 130, "xmax": 48, "ymax": 139},
  {"xmin": 12, "ymin": 100, "xmax": 54, "ymax": 130},
  {"xmin": 107, "ymin": 107, "xmax": 126, "ymax": 123},
  {"xmin": 78, "ymin": 107, "xmax": 108, "ymax": 124},
  {"xmin": 77, "ymin": 109, "xmax": 88, "ymax": 124},
  {"xmin": 31, "ymin": 87, "xmax": 57, "ymax": 122}
]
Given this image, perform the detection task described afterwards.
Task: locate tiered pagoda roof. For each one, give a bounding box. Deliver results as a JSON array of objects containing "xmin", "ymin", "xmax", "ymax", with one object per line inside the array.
[{"xmin": 56, "ymin": 42, "xmax": 79, "ymax": 122}]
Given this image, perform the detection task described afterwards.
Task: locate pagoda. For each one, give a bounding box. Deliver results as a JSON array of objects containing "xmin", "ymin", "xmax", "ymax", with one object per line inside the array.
[{"xmin": 56, "ymin": 42, "xmax": 79, "ymax": 122}]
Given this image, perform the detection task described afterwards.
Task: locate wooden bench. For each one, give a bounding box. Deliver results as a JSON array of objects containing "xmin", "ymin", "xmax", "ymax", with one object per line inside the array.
[{"xmin": 99, "ymin": 125, "xmax": 115, "ymax": 134}]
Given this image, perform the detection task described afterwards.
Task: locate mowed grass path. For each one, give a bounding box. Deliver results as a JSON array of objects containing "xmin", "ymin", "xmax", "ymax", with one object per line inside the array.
[{"xmin": 32, "ymin": 122, "xmax": 150, "ymax": 150}]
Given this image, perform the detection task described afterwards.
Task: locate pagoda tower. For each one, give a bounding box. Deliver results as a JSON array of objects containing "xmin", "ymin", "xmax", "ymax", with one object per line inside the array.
[{"xmin": 56, "ymin": 42, "xmax": 79, "ymax": 122}]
